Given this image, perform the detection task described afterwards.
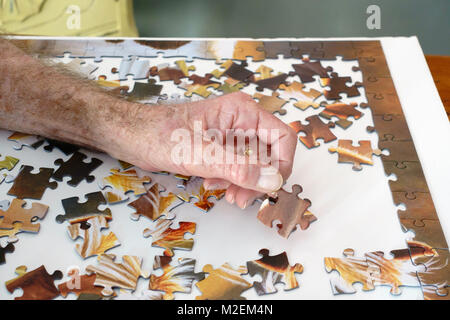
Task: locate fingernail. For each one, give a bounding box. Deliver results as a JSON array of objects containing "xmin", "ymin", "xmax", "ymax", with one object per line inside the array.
[
  {"xmin": 241, "ymin": 201, "xmax": 248, "ymax": 210},
  {"xmin": 257, "ymin": 167, "xmax": 283, "ymax": 192},
  {"xmin": 226, "ymin": 193, "xmax": 235, "ymax": 204}
]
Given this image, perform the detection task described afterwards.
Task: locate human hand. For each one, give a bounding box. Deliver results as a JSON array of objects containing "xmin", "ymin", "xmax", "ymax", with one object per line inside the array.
[{"xmin": 113, "ymin": 92, "xmax": 297, "ymax": 209}]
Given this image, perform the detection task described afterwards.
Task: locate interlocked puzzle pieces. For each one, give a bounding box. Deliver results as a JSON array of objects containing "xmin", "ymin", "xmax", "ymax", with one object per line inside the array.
[
  {"xmin": 5, "ymin": 265, "xmax": 63, "ymax": 300},
  {"xmin": 196, "ymin": 263, "xmax": 252, "ymax": 300},
  {"xmin": 56, "ymin": 191, "xmax": 112, "ymax": 224},
  {"xmin": 0, "ymin": 198, "xmax": 48, "ymax": 242},
  {"xmin": 67, "ymin": 216, "xmax": 120, "ymax": 259},
  {"xmin": 319, "ymin": 102, "xmax": 363, "ymax": 129},
  {"xmin": 143, "ymin": 219, "xmax": 196, "ymax": 257},
  {"xmin": 53, "ymin": 152, "xmax": 103, "ymax": 187},
  {"xmin": 278, "ymin": 81, "xmax": 323, "ymax": 110},
  {"xmin": 86, "ymin": 254, "xmax": 148, "ymax": 296},
  {"xmin": 149, "ymin": 255, "xmax": 205, "ymax": 300},
  {"xmin": 289, "ymin": 115, "xmax": 337, "ymax": 149},
  {"xmin": 7, "ymin": 165, "xmax": 57, "ymax": 200},
  {"xmin": 233, "ymin": 41, "xmax": 266, "ymax": 61},
  {"xmin": 247, "ymin": 249, "xmax": 303, "ymax": 295},
  {"xmin": 253, "ymin": 65, "xmax": 288, "ymax": 92},
  {"xmin": 320, "ymin": 72, "xmax": 363, "ymax": 100},
  {"xmin": 253, "ymin": 92, "xmax": 288, "ymax": 115},
  {"xmin": 257, "ymin": 184, "xmax": 317, "ymax": 238},
  {"xmin": 329, "ymin": 140, "xmax": 381, "ymax": 171},
  {"xmin": 99, "ymin": 168, "xmax": 151, "ymax": 204},
  {"xmin": 128, "ymin": 183, "xmax": 181, "ymax": 221}
]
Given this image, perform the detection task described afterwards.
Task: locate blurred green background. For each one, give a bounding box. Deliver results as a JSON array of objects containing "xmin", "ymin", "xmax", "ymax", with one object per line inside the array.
[{"xmin": 133, "ymin": 0, "xmax": 450, "ymax": 55}]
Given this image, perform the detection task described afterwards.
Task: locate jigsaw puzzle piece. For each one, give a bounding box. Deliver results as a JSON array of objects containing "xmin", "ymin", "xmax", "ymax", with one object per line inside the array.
[
  {"xmin": 247, "ymin": 249, "xmax": 303, "ymax": 295},
  {"xmin": 0, "ymin": 243, "xmax": 15, "ymax": 264},
  {"xmin": 392, "ymin": 192, "xmax": 437, "ymax": 227},
  {"xmin": 217, "ymin": 82, "xmax": 246, "ymax": 94},
  {"xmin": 360, "ymin": 93, "xmax": 403, "ymax": 116},
  {"xmin": 257, "ymin": 184, "xmax": 317, "ymax": 238},
  {"xmin": 86, "ymin": 254, "xmax": 148, "ymax": 297},
  {"xmin": 118, "ymin": 56, "xmax": 150, "ymax": 80},
  {"xmin": 7, "ymin": 166, "xmax": 57, "ymax": 200},
  {"xmin": 253, "ymin": 92, "xmax": 288, "ymax": 115},
  {"xmin": 289, "ymin": 57, "xmax": 332, "ymax": 83},
  {"xmin": 149, "ymin": 255, "xmax": 205, "ymax": 300},
  {"xmin": 5, "ymin": 265, "xmax": 63, "ymax": 300},
  {"xmin": 7, "ymin": 132, "xmax": 44, "ymax": 150},
  {"xmin": 290, "ymin": 41, "xmax": 325, "ymax": 60},
  {"xmin": 232, "ymin": 41, "xmax": 265, "ymax": 61},
  {"xmin": 67, "ymin": 216, "xmax": 120, "ymax": 259},
  {"xmin": 56, "ymin": 191, "xmax": 112, "ymax": 224},
  {"xmin": 176, "ymin": 176, "xmax": 226, "ymax": 212},
  {"xmin": 329, "ymin": 140, "xmax": 381, "ymax": 171},
  {"xmin": 128, "ymin": 183, "xmax": 182, "ymax": 222},
  {"xmin": 53, "ymin": 152, "xmax": 103, "ymax": 187},
  {"xmin": 143, "ymin": 219, "xmax": 196, "ymax": 257},
  {"xmin": 401, "ymin": 218, "xmax": 448, "ymax": 251},
  {"xmin": 210, "ymin": 60, "xmax": 254, "ymax": 83},
  {"xmin": 0, "ymin": 155, "xmax": 19, "ymax": 172},
  {"xmin": 320, "ymin": 72, "xmax": 362, "ymax": 100},
  {"xmin": 253, "ymin": 66, "xmax": 288, "ymax": 92},
  {"xmin": 125, "ymin": 79, "xmax": 164, "ymax": 104},
  {"xmin": 99, "ymin": 168, "xmax": 151, "ymax": 204},
  {"xmin": 289, "ymin": 115, "xmax": 336, "ymax": 148},
  {"xmin": 178, "ymin": 81, "xmax": 220, "ymax": 98},
  {"xmin": 58, "ymin": 268, "xmax": 106, "ymax": 299},
  {"xmin": 378, "ymin": 140, "xmax": 419, "ymax": 168},
  {"xmin": 319, "ymin": 102, "xmax": 363, "ymax": 129},
  {"xmin": 385, "ymin": 161, "xmax": 429, "ymax": 195},
  {"xmin": 150, "ymin": 60, "xmax": 195, "ymax": 84},
  {"xmin": 367, "ymin": 114, "xmax": 413, "ymax": 141},
  {"xmin": 0, "ymin": 198, "xmax": 48, "ymax": 235},
  {"xmin": 196, "ymin": 263, "xmax": 252, "ymax": 300},
  {"xmin": 261, "ymin": 41, "xmax": 293, "ymax": 59},
  {"xmin": 42, "ymin": 139, "xmax": 80, "ymax": 155},
  {"xmin": 278, "ymin": 81, "xmax": 323, "ymax": 110}
]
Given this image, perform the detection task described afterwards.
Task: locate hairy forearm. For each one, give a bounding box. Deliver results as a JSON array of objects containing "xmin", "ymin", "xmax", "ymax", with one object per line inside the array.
[{"xmin": 0, "ymin": 39, "xmax": 174, "ymax": 166}]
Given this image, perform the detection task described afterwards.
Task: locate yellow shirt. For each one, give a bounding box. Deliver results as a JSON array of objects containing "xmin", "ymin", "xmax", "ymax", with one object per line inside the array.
[{"xmin": 0, "ymin": 0, "xmax": 138, "ymax": 37}]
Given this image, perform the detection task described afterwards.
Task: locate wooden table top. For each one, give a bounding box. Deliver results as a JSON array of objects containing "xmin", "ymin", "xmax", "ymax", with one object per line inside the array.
[{"xmin": 425, "ymin": 55, "xmax": 450, "ymax": 120}]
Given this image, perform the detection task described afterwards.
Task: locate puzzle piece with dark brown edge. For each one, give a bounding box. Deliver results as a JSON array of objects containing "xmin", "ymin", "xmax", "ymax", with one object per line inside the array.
[
  {"xmin": 143, "ymin": 219, "xmax": 196, "ymax": 257},
  {"xmin": 257, "ymin": 184, "xmax": 317, "ymax": 238},
  {"xmin": 56, "ymin": 191, "xmax": 112, "ymax": 224},
  {"xmin": 125, "ymin": 80, "xmax": 164, "ymax": 104},
  {"xmin": 196, "ymin": 263, "xmax": 251, "ymax": 300},
  {"xmin": 289, "ymin": 57, "xmax": 332, "ymax": 83},
  {"xmin": 260, "ymin": 41, "xmax": 293, "ymax": 59},
  {"xmin": 278, "ymin": 81, "xmax": 323, "ymax": 110},
  {"xmin": 42, "ymin": 139, "xmax": 80, "ymax": 155},
  {"xmin": 401, "ymin": 218, "xmax": 448, "ymax": 250},
  {"xmin": 247, "ymin": 248, "xmax": 303, "ymax": 295},
  {"xmin": 289, "ymin": 115, "xmax": 336, "ymax": 149},
  {"xmin": 210, "ymin": 60, "xmax": 254, "ymax": 83},
  {"xmin": 253, "ymin": 65, "xmax": 288, "ymax": 92},
  {"xmin": 392, "ymin": 192, "xmax": 437, "ymax": 227},
  {"xmin": 150, "ymin": 255, "xmax": 205, "ymax": 300},
  {"xmin": 149, "ymin": 60, "xmax": 195, "ymax": 84},
  {"xmin": 7, "ymin": 132, "xmax": 44, "ymax": 151},
  {"xmin": 0, "ymin": 155, "xmax": 19, "ymax": 172},
  {"xmin": 384, "ymin": 161, "xmax": 429, "ymax": 195},
  {"xmin": 329, "ymin": 140, "xmax": 381, "ymax": 171},
  {"xmin": 320, "ymin": 72, "xmax": 362, "ymax": 100},
  {"xmin": 232, "ymin": 40, "xmax": 265, "ymax": 61},
  {"xmin": 253, "ymin": 92, "xmax": 288, "ymax": 115},
  {"xmin": 324, "ymin": 248, "xmax": 379, "ymax": 294},
  {"xmin": 378, "ymin": 140, "xmax": 419, "ymax": 169},
  {"xmin": 0, "ymin": 243, "xmax": 14, "ymax": 264},
  {"xmin": 176, "ymin": 176, "xmax": 226, "ymax": 212},
  {"xmin": 5, "ymin": 265, "xmax": 63, "ymax": 300},
  {"xmin": 7, "ymin": 166, "xmax": 57, "ymax": 200},
  {"xmin": 99, "ymin": 168, "xmax": 151, "ymax": 204},
  {"xmin": 0, "ymin": 199, "xmax": 48, "ymax": 239},
  {"xmin": 86, "ymin": 254, "xmax": 148, "ymax": 297},
  {"xmin": 290, "ymin": 41, "xmax": 325, "ymax": 60},
  {"xmin": 360, "ymin": 93, "xmax": 403, "ymax": 116},
  {"xmin": 410, "ymin": 248, "xmax": 449, "ymax": 300},
  {"xmin": 52, "ymin": 152, "xmax": 102, "ymax": 187},
  {"xmin": 58, "ymin": 268, "xmax": 107, "ymax": 299},
  {"xmin": 367, "ymin": 114, "xmax": 413, "ymax": 141},
  {"xmin": 128, "ymin": 183, "xmax": 181, "ymax": 222},
  {"xmin": 319, "ymin": 102, "xmax": 363, "ymax": 129},
  {"xmin": 68, "ymin": 216, "xmax": 120, "ymax": 259}
]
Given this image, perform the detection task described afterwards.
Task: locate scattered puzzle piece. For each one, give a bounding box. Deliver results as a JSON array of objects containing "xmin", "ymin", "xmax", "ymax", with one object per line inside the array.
[
  {"xmin": 5, "ymin": 265, "xmax": 63, "ymax": 300},
  {"xmin": 0, "ymin": 155, "xmax": 19, "ymax": 172},
  {"xmin": 217, "ymin": 82, "xmax": 246, "ymax": 94},
  {"xmin": 149, "ymin": 255, "xmax": 205, "ymax": 300},
  {"xmin": 128, "ymin": 183, "xmax": 181, "ymax": 222},
  {"xmin": 0, "ymin": 243, "xmax": 15, "ymax": 264},
  {"xmin": 176, "ymin": 177, "xmax": 226, "ymax": 212},
  {"xmin": 56, "ymin": 191, "xmax": 112, "ymax": 224},
  {"xmin": 257, "ymin": 184, "xmax": 316, "ymax": 238},
  {"xmin": 253, "ymin": 65, "xmax": 288, "ymax": 91},
  {"xmin": 253, "ymin": 92, "xmax": 288, "ymax": 115},
  {"xmin": 42, "ymin": 139, "xmax": 80, "ymax": 155},
  {"xmin": 320, "ymin": 72, "xmax": 362, "ymax": 100},
  {"xmin": 278, "ymin": 81, "xmax": 323, "ymax": 110},
  {"xmin": 247, "ymin": 249, "xmax": 303, "ymax": 295},
  {"xmin": 150, "ymin": 60, "xmax": 195, "ymax": 84},
  {"xmin": 118, "ymin": 56, "xmax": 150, "ymax": 80},
  {"xmin": 329, "ymin": 140, "xmax": 381, "ymax": 171},
  {"xmin": 58, "ymin": 268, "xmax": 106, "ymax": 299},
  {"xmin": 210, "ymin": 60, "xmax": 254, "ymax": 83},
  {"xmin": 67, "ymin": 216, "xmax": 120, "ymax": 259},
  {"xmin": 289, "ymin": 57, "xmax": 332, "ymax": 83},
  {"xmin": 7, "ymin": 132, "xmax": 43, "ymax": 150},
  {"xmin": 126, "ymin": 79, "xmax": 164, "ymax": 104},
  {"xmin": 178, "ymin": 81, "xmax": 220, "ymax": 98},
  {"xmin": 289, "ymin": 115, "xmax": 336, "ymax": 148},
  {"xmin": 99, "ymin": 168, "xmax": 151, "ymax": 204},
  {"xmin": 196, "ymin": 263, "xmax": 252, "ymax": 300},
  {"xmin": 143, "ymin": 219, "xmax": 196, "ymax": 257},
  {"xmin": 7, "ymin": 165, "xmax": 57, "ymax": 200},
  {"xmin": 86, "ymin": 254, "xmax": 148, "ymax": 296},
  {"xmin": 319, "ymin": 102, "xmax": 363, "ymax": 129},
  {"xmin": 53, "ymin": 152, "xmax": 103, "ymax": 187}
]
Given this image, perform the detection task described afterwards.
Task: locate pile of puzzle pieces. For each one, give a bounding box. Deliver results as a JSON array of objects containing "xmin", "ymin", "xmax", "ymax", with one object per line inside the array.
[{"xmin": 0, "ymin": 39, "xmax": 447, "ymax": 300}]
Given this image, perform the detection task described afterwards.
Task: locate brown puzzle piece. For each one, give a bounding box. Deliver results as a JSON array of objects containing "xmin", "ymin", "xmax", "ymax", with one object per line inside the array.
[
  {"xmin": 7, "ymin": 165, "xmax": 57, "ymax": 200},
  {"xmin": 392, "ymin": 192, "xmax": 437, "ymax": 227},
  {"xmin": 0, "ymin": 198, "xmax": 48, "ymax": 233},
  {"xmin": 329, "ymin": 140, "xmax": 381, "ymax": 171},
  {"xmin": 320, "ymin": 72, "xmax": 362, "ymax": 100},
  {"xmin": 289, "ymin": 115, "xmax": 336, "ymax": 148},
  {"xmin": 289, "ymin": 57, "xmax": 332, "ymax": 83},
  {"xmin": 319, "ymin": 102, "xmax": 363, "ymax": 129},
  {"xmin": 253, "ymin": 92, "xmax": 288, "ymax": 115}
]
